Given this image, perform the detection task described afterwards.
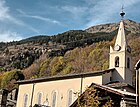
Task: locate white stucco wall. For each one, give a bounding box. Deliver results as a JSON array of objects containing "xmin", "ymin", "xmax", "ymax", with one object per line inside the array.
[{"xmin": 16, "ymin": 84, "xmax": 33, "ymax": 107}]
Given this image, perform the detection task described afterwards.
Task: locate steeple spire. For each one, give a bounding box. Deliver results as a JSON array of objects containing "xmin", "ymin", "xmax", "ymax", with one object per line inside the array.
[
  {"xmin": 114, "ymin": 20, "xmax": 127, "ymax": 50},
  {"xmin": 114, "ymin": 7, "xmax": 127, "ymax": 51}
]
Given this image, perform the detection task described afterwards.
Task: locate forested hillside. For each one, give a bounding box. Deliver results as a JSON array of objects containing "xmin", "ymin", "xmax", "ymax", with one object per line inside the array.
[{"xmin": 0, "ymin": 19, "xmax": 140, "ymax": 91}]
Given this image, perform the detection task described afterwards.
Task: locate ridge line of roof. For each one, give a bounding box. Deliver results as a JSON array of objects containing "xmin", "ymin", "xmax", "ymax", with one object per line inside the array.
[{"xmin": 16, "ymin": 68, "xmax": 115, "ymax": 84}]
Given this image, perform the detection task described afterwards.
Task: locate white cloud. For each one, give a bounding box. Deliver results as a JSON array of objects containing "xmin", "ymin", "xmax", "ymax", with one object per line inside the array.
[
  {"xmin": 17, "ymin": 9, "xmax": 61, "ymax": 25},
  {"xmin": 61, "ymin": 6, "xmax": 88, "ymax": 18},
  {"xmin": 0, "ymin": 31, "xmax": 23, "ymax": 42},
  {"xmin": 85, "ymin": 0, "xmax": 140, "ymax": 27},
  {"xmin": 124, "ymin": 0, "xmax": 140, "ymax": 5},
  {"xmin": 0, "ymin": 0, "xmax": 39, "ymax": 33},
  {"xmin": 0, "ymin": 0, "xmax": 24, "ymax": 25},
  {"xmin": 28, "ymin": 15, "xmax": 61, "ymax": 24},
  {"xmin": 62, "ymin": 6, "xmax": 87, "ymax": 15},
  {"xmin": 0, "ymin": 0, "xmax": 9, "ymax": 20},
  {"xmin": 0, "ymin": 0, "xmax": 23, "ymax": 42},
  {"xmin": 85, "ymin": 0, "xmax": 121, "ymax": 27}
]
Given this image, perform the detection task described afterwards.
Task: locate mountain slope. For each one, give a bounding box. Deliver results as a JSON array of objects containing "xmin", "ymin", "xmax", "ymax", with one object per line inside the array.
[
  {"xmin": 0, "ymin": 20, "xmax": 140, "ymax": 90},
  {"xmin": 86, "ymin": 19, "xmax": 140, "ymax": 34},
  {"xmin": 0, "ymin": 20, "xmax": 140, "ymax": 72}
]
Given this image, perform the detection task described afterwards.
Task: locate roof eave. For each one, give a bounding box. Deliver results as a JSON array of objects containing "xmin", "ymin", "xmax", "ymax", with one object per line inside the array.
[{"xmin": 16, "ymin": 68, "xmax": 115, "ymax": 84}]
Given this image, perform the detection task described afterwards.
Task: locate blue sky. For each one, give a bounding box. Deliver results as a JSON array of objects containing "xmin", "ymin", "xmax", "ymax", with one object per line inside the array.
[{"xmin": 0, "ymin": 0, "xmax": 140, "ymax": 42}]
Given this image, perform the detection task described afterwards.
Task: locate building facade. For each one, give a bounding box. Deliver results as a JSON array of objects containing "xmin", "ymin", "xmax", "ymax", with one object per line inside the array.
[{"xmin": 16, "ymin": 69, "xmax": 113, "ymax": 107}]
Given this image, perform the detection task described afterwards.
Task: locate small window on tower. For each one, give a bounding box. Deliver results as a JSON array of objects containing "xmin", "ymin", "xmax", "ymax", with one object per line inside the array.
[
  {"xmin": 115, "ymin": 56, "xmax": 119, "ymax": 67},
  {"xmin": 127, "ymin": 57, "xmax": 130, "ymax": 68},
  {"xmin": 110, "ymin": 77, "xmax": 112, "ymax": 81}
]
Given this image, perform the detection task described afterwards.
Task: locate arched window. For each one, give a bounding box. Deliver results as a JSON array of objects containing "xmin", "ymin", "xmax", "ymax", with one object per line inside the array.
[
  {"xmin": 37, "ymin": 92, "xmax": 42, "ymax": 104},
  {"xmin": 115, "ymin": 56, "xmax": 119, "ymax": 67},
  {"xmin": 68, "ymin": 90, "xmax": 73, "ymax": 106},
  {"xmin": 23, "ymin": 94, "xmax": 28, "ymax": 107},
  {"xmin": 52, "ymin": 91, "xmax": 57, "ymax": 107},
  {"xmin": 127, "ymin": 57, "xmax": 130, "ymax": 68}
]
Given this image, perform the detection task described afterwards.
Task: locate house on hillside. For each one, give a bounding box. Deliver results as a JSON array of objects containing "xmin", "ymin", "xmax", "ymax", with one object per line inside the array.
[
  {"xmin": 0, "ymin": 89, "xmax": 8, "ymax": 107},
  {"xmin": 70, "ymin": 83, "xmax": 136, "ymax": 107},
  {"xmin": 0, "ymin": 88, "xmax": 18, "ymax": 107},
  {"xmin": 16, "ymin": 10, "xmax": 137, "ymax": 107}
]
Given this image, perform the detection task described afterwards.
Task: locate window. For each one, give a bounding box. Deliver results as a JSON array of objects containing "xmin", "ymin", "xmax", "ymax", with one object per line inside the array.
[
  {"xmin": 127, "ymin": 57, "xmax": 130, "ymax": 68},
  {"xmin": 115, "ymin": 56, "xmax": 119, "ymax": 67},
  {"xmin": 23, "ymin": 94, "xmax": 28, "ymax": 107},
  {"xmin": 110, "ymin": 77, "xmax": 112, "ymax": 81},
  {"xmin": 37, "ymin": 92, "xmax": 42, "ymax": 104},
  {"xmin": 52, "ymin": 91, "xmax": 57, "ymax": 107},
  {"xmin": 68, "ymin": 90, "xmax": 73, "ymax": 106}
]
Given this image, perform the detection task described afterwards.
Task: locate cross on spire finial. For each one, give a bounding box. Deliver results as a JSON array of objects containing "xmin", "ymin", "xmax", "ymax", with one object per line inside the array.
[{"xmin": 120, "ymin": 5, "xmax": 125, "ymax": 19}]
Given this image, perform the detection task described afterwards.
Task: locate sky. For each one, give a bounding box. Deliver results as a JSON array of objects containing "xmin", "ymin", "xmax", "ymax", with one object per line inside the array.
[{"xmin": 0, "ymin": 0, "xmax": 140, "ymax": 42}]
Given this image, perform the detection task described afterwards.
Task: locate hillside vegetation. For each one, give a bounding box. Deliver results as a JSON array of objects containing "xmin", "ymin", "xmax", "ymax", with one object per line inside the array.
[{"xmin": 0, "ymin": 19, "xmax": 140, "ymax": 90}]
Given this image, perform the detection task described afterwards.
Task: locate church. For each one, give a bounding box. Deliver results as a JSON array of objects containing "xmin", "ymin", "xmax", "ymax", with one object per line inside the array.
[{"xmin": 16, "ymin": 10, "xmax": 137, "ymax": 107}]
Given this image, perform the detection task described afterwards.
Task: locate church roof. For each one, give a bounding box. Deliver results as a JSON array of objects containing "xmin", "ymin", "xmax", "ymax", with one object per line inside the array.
[
  {"xmin": 100, "ymin": 83, "xmax": 136, "ymax": 96},
  {"xmin": 16, "ymin": 68, "xmax": 115, "ymax": 84},
  {"xmin": 106, "ymin": 82, "xmax": 135, "ymax": 89}
]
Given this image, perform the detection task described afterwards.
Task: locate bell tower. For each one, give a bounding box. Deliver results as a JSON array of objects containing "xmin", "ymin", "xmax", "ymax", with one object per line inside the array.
[{"xmin": 109, "ymin": 7, "xmax": 132, "ymax": 85}]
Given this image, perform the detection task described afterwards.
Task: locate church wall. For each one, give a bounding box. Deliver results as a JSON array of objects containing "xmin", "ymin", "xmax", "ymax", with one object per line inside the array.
[
  {"xmin": 82, "ymin": 76, "xmax": 102, "ymax": 91},
  {"xmin": 16, "ymin": 75, "xmax": 102, "ymax": 107},
  {"xmin": 109, "ymin": 48, "xmax": 133, "ymax": 85},
  {"xmin": 112, "ymin": 68, "xmax": 124, "ymax": 82},
  {"xmin": 110, "ymin": 51, "xmax": 127, "ymax": 83},
  {"xmin": 125, "ymin": 68, "xmax": 132, "ymax": 85},
  {"xmin": 125, "ymin": 52, "xmax": 133, "ymax": 70},
  {"xmin": 16, "ymin": 84, "xmax": 32, "ymax": 107},
  {"xmin": 124, "ymin": 53, "xmax": 133, "ymax": 85},
  {"xmin": 32, "ymin": 78, "xmax": 81, "ymax": 107},
  {"xmin": 102, "ymin": 71, "xmax": 112, "ymax": 84},
  {"xmin": 110, "ymin": 51, "xmax": 126, "ymax": 69}
]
